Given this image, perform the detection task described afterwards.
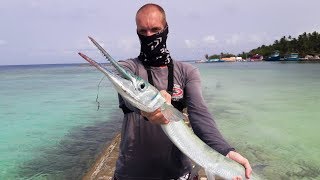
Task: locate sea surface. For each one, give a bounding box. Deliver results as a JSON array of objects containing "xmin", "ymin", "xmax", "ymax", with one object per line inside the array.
[{"xmin": 0, "ymin": 62, "xmax": 319, "ymax": 179}]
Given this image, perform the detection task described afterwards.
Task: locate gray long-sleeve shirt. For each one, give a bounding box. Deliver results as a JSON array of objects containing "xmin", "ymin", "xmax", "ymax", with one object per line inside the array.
[{"xmin": 115, "ymin": 58, "xmax": 234, "ymax": 180}]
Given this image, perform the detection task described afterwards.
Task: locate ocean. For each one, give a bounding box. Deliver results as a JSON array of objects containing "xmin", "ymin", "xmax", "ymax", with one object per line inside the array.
[{"xmin": 0, "ymin": 62, "xmax": 319, "ymax": 179}]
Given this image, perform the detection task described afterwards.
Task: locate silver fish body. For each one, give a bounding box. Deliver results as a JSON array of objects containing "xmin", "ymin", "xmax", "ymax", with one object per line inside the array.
[
  {"xmin": 161, "ymin": 104, "xmax": 248, "ymax": 179},
  {"xmin": 79, "ymin": 37, "xmax": 261, "ymax": 180}
]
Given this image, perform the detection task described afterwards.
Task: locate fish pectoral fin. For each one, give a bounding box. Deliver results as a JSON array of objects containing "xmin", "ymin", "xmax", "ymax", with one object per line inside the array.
[
  {"xmin": 205, "ymin": 169, "xmax": 216, "ymax": 180},
  {"xmin": 160, "ymin": 103, "xmax": 186, "ymax": 122}
]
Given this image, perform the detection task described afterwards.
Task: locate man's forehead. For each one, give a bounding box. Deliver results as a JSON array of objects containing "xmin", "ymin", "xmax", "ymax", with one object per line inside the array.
[{"xmin": 137, "ymin": 7, "xmax": 162, "ymax": 18}]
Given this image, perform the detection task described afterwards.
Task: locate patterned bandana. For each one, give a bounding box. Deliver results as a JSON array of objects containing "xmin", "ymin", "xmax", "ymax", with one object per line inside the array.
[{"xmin": 137, "ymin": 26, "xmax": 172, "ymax": 67}]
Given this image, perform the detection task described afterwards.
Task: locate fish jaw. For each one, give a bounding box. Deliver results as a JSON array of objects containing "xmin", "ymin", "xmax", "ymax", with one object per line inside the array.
[
  {"xmin": 85, "ymin": 36, "xmax": 169, "ymax": 112},
  {"xmin": 78, "ymin": 52, "xmax": 165, "ymax": 113},
  {"xmin": 88, "ymin": 36, "xmax": 134, "ymax": 82}
]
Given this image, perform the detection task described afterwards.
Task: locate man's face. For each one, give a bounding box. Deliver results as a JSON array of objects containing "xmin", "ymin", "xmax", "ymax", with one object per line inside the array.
[{"xmin": 136, "ymin": 8, "xmax": 165, "ymax": 37}]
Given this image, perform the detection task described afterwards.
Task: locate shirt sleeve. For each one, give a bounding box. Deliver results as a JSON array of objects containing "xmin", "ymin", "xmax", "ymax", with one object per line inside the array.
[{"xmin": 185, "ymin": 68, "xmax": 235, "ymax": 156}]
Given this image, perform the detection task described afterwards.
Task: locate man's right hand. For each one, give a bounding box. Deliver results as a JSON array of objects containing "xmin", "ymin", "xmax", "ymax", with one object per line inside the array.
[{"xmin": 140, "ymin": 90, "xmax": 171, "ymax": 124}]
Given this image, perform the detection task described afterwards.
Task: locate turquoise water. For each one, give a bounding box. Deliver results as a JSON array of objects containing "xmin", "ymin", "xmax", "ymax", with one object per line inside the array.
[
  {"xmin": 0, "ymin": 64, "xmax": 122, "ymax": 179},
  {"xmin": 198, "ymin": 62, "xmax": 320, "ymax": 179},
  {"xmin": 0, "ymin": 62, "xmax": 319, "ymax": 179}
]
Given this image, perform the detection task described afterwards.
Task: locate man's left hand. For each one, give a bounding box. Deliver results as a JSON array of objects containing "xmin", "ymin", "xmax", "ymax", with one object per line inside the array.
[{"xmin": 226, "ymin": 151, "xmax": 252, "ymax": 180}]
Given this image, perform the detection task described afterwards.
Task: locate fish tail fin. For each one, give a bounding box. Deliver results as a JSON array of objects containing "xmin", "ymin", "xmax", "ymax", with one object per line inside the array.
[{"xmin": 160, "ymin": 103, "xmax": 187, "ymax": 122}]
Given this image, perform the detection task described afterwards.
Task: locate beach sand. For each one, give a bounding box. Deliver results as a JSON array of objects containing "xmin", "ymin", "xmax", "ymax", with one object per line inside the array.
[{"xmin": 82, "ymin": 132, "xmax": 210, "ymax": 180}]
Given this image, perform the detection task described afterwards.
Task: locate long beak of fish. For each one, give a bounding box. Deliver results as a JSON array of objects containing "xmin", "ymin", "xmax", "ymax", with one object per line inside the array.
[
  {"xmin": 78, "ymin": 36, "xmax": 135, "ymax": 84},
  {"xmin": 78, "ymin": 52, "xmax": 116, "ymax": 78}
]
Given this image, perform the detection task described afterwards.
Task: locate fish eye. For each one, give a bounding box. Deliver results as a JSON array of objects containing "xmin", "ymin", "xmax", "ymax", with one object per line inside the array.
[
  {"xmin": 139, "ymin": 82, "xmax": 145, "ymax": 90},
  {"xmin": 138, "ymin": 82, "xmax": 146, "ymax": 91}
]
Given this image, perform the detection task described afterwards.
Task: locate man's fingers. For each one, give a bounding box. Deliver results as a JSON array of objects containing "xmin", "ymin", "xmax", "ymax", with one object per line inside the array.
[
  {"xmin": 160, "ymin": 90, "xmax": 171, "ymax": 104},
  {"xmin": 244, "ymin": 161, "xmax": 252, "ymax": 179},
  {"xmin": 232, "ymin": 176, "xmax": 242, "ymax": 180},
  {"xmin": 140, "ymin": 109, "xmax": 169, "ymax": 124},
  {"xmin": 140, "ymin": 90, "xmax": 172, "ymax": 124},
  {"xmin": 227, "ymin": 151, "xmax": 252, "ymax": 179}
]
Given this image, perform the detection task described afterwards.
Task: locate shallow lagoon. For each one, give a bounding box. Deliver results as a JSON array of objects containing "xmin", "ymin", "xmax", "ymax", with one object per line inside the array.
[
  {"xmin": 199, "ymin": 62, "xmax": 320, "ymax": 179},
  {"xmin": 0, "ymin": 62, "xmax": 319, "ymax": 179}
]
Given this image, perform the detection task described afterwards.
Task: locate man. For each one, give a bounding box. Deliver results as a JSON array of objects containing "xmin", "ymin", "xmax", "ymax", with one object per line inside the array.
[{"xmin": 114, "ymin": 3, "xmax": 252, "ymax": 180}]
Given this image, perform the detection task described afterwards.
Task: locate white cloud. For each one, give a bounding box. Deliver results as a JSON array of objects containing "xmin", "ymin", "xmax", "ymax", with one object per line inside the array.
[
  {"xmin": 248, "ymin": 32, "xmax": 269, "ymax": 44},
  {"xmin": 224, "ymin": 33, "xmax": 270, "ymax": 46},
  {"xmin": 0, "ymin": 39, "xmax": 7, "ymax": 46},
  {"xmin": 116, "ymin": 37, "xmax": 140, "ymax": 54},
  {"xmin": 30, "ymin": 0, "xmax": 41, "ymax": 8},
  {"xmin": 184, "ymin": 35, "xmax": 218, "ymax": 49},
  {"xmin": 202, "ymin": 35, "xmax": 218, "ymax": 44},
  {"xmin": 225, "ymin": 34, "xmax": 242, "ymax": 45},
  {"xmin": 184, "ymin": 39, "xmax": 198, "ymax": 48},
  {"xmin": 248, "ymin": 34, "xmax": 262, "ymax": 43}
]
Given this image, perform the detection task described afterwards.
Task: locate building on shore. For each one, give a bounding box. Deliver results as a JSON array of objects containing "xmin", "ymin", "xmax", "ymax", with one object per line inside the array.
[
  {"xmin": 250, "ymin": 54, "xmax": 264, "ymax": 61},
  {"xmin": 304, "ymin": 54, "xmax": 320, "ymax": 60},
  {"xmin": 221, "ymin": 57, "xmax": 236, "ymax": 62}
]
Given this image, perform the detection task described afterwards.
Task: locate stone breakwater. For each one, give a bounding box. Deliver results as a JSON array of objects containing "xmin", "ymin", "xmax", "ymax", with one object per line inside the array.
[
  {"xmin": 82, "ymin": 131, "xmax": 210, "ymax": 180},
  {"xmin": 82, "ymin": 133, "xmax": 121, "ymax": 180}
]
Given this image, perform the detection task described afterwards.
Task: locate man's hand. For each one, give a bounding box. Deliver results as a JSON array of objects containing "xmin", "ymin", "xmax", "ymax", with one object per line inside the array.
[
  {"xmin": 140, "ymin": 90, "xmax": 171, "ymax": 124},
  {"xmin": 227, "ymin": 151, "xmax": 252, "ymax": 180}
]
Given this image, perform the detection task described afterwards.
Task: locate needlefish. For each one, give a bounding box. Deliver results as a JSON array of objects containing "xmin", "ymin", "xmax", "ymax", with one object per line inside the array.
[{"xmin": 78, "ymin": 36, "xmax": 261, "ymax": 180}]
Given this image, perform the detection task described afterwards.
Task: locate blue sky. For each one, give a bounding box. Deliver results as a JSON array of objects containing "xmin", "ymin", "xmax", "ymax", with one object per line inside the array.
[{"xmin": 0, "ymin": 0, "xmax": 319, "ymax": 65}]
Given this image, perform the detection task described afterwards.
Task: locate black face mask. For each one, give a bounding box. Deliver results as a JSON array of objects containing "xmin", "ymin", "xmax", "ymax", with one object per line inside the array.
[{"xmin": 137, "ymin": 26, "xmax": 172, "ymax": 67}]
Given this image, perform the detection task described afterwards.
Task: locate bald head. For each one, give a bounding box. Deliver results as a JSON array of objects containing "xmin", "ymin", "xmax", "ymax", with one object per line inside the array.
[
  {"xmin": 136, "ymin": 4, "xmax": 166, "ymax": 26},
  {"xmin": 136, "ymin": 4, "xmax": 167, "ymax": 36}
]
